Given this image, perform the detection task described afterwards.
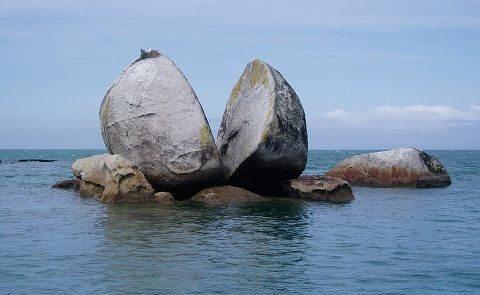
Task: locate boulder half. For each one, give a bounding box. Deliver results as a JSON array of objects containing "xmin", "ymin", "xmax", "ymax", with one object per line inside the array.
[
  {"xmin": 217, "ymin": 59, "xmax": 308, "ymax": 192},
  {"xmin": 100, "ymin": 50, "xmax": 223, "ymax": 194}
]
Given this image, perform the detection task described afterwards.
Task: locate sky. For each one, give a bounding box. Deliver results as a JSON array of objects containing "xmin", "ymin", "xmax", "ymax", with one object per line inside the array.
[{"xmin": 0, "ymin": 0, "xmax": 479, "ymax": 149}]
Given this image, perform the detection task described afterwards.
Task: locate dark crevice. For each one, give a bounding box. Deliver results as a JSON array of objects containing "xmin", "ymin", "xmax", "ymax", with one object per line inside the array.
[
  {"xmin": 219, "ymin": 129, "xmax": 239, "ymax": 157},
  {"xmin": 227, "ymin": 152, "xmax": 303, "ymax": 195}
]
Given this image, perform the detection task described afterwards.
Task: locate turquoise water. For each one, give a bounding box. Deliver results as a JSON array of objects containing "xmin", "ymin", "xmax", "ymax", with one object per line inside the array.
[{"xmin": 1, "ymin": 150, "xmax": 479, "ymax": 294}]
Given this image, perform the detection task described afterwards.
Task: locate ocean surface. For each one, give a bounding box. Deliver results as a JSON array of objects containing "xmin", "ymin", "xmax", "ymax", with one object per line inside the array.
[{"xmin": 0, "ymin": 149, "xmax": 479, "ymax": 295}]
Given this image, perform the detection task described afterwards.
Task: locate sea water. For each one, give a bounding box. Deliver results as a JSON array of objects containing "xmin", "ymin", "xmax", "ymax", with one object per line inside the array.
[{"xmin": 0, "ymin": 150, "xmax": 479, "ymax": 294}]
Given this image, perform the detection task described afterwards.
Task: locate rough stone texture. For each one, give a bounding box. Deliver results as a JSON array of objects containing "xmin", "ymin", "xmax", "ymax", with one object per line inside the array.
[
  {"xmin": 326, "ymin": 148, "xmax": 451, "ymax": 188},
  {"xmin": 72, "ymin": 154, "xmax": 108, "ymax": 183},
  {"xmin": 191, "ymin": 185, "xmax": 268, "ymax": 205},
  {"xmin": 281, "ymin": 175, "xmax": 354, "ymax": 203},
  {"xmin": 51, "ymin": 179, "xmax": 80, "ymax": 191},
  {"xmin": 72, "ymin": 154, "xmax": 155, "ymax": 203},
  {"xmin": 78, "ymin": 180, "xmax": 104, "ymax": 199},
  {"xmin": 217, "ymin": 59, "xmax": 308, "ymax": 192},
  {"xmin": 154, "ymin": 192, "xmax": 175, "ymax": 204},
  {"xmin": 100, "ymin": 49, "xmax": 223, "ymax": 194}
]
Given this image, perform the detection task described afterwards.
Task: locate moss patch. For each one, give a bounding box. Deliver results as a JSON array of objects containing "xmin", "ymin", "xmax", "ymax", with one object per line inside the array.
[
  {"xmin": 229, "ymin": 77, "xmax": 243, "ymax": 107},
  {"xmin": 199, "ymin": 123, "xmax": 212, "ymax": 148},
  {"xmin": 260, "ymin": 126, "xmax": 270, "ymax": 142},
  {"xmin": 249, "ymin": 59, "xmax": 268, "ymax": 88}
]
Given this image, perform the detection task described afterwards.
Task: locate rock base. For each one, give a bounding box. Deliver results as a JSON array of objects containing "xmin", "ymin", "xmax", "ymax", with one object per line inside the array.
[
  {"xmin": 154, "ymin": 192, "xmax": 175, "ymax": 204},
  {"xmin": 51, "ymin": 179, "xmax": 80, "ymax": 191},
  {"xmin": 281, "ymin": 175, "xmax": 354, "ymax": 203},
  {"xmin": 191, "ymin": 185, "xmax": 268, "ymax": 205},
  {"xmin": 72, "ymin": 154, "xmax": 155, "ymax": 203}
]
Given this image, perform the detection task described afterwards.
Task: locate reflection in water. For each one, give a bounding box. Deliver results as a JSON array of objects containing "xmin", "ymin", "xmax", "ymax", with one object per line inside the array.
[{"xmin": 100, "ymin": 200, "xmax": 313, "ymax": 294}]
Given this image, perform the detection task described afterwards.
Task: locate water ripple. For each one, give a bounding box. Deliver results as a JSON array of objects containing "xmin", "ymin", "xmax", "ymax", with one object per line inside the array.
[{"xmin": 0, "ymin": 150, "xmax": 479, "ymax": 294}]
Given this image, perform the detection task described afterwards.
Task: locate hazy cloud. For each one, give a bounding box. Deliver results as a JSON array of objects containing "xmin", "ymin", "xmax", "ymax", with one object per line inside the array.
[
  {"xmin": 2, "ymin": 0, "xmax": 480, "ymax": 32},
  {"xmin": 313, "ymin": 105, "xmax": 480, "ymax": 130}
]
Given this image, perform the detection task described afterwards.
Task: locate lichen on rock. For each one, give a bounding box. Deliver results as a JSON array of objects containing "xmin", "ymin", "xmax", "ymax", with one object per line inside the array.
[
  {"xmin": 99, "ymin": 50, "xmax": 224, "ymax": 195},
  {"xmin": 217, "ymin": 59, "xmax": 308, "ymax": 193}
]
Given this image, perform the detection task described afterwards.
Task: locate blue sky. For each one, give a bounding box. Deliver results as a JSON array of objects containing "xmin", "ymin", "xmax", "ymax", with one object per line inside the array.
[{"xmin": 1, "ymin": 0, "xmax": 479, "ymax": 149}]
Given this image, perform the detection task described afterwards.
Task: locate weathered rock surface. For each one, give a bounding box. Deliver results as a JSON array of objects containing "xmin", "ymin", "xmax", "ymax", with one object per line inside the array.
[
  {"xmin": 191, "ymin": 185, "xmax": 268, "ymax": 205},
  {"xmin": 217, "ymin": 59, "xmax": 308, "ymax": 192},
  {"xmin": 100, "ymin": 49, "xmax": 223, "ymax": 194},
  {"xmin": 72, "ymin": 154, "xmax": 155, "ymax": 203},
  {"xmin": 154, "ymin": 192, "xmax": 175, "ymax": 204},
  {"xmin": 281, "ymin": 175, "xmax": 354, "ymax": 203},
  {"xmin": 51, "ymin": 179, "xmax": 80, "ymax": 191},
  {"xmin": 326, "ymin": 148, "xmax": 451, "ymax": 188}
]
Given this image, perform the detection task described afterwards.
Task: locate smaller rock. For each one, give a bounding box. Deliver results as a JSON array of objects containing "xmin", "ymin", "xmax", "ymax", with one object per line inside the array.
[
  {"xmin": 154, "ymin": 192, "xmax": 175, "ymax": 204},
  {"xmin": 51, "ymin": 179, "xmax": 80, "ymax": 191},
  {"xmin": 72, "ymin": 154, "xmax": 155, "ymax": 203},
  {"xmin": 281, "ymin": 175, "xmax": 354, "ymax": 203},
  {"xmin": 191, "ymin": 186, "xmax": 268, "ymax": 205},
  {"xmin": 326, "ymin": 148, "xmax": 451, "ymax": 188}
]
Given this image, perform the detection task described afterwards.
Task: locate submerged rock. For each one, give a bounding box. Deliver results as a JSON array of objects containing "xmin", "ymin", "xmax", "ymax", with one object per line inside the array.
[
  {"xmin": 154, "ymin": 192, "xmax": 175, "ymax": 204},
  {"xmin": 281, "ymin": 175, "xmax": 354, "ymax": 203},
  {"xmin": 217, "ymin": 59, "xmax": 308, "ymax": 192},
  {"xmin": 326, "ymin": 148, "xmax": 451, "ymax": 188},
  {"xmin": 100, "ymin": 49, "xmax": 223, "ymax": 194},
  {"xmin": 72, "ymin": 154, "xmax": 155, "ymax": 203},
  {"xmin": 191, "ymin": 185, "xmax": 268, "ymax": 205},
  {"xmin": 18, "ymin": 159, "xmax": 57, "ymax": 163},
  {"xmin": 51, "ymin": 179, "xmax": 80, "ymax": 191}
]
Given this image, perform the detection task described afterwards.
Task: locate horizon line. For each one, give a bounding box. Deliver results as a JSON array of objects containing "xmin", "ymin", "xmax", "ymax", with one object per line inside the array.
[{"xmin": 1, "ymin": 148, "xmax": 479, "ymax": 151}]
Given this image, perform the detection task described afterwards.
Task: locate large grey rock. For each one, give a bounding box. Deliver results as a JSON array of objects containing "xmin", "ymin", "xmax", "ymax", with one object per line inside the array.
[
  {"xmin": 217, "ymin": 59, "xmax": 308, "ymax": 191},
  {"xmin": 72, "ymin": 154, "xmax": 155, "ymax": 203},
  {"xmin": 326, "ymin": 148, "xmax": 451, "ymax": 188},
  {"xmin": 100, "ymin": 49, "xmax": 223, "ymax": 193},
  {"xmin": 281, "ymin": 175, "xmax": 354, "ymax": 203}
]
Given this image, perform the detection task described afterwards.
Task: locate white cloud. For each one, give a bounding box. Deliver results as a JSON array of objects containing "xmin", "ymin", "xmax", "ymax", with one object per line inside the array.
[
  {"xmin": 313, "ymin": 105, "xmax": 480, "ymax": 130},
  {"xmin": 2, "ymin": 0, "xmax": 480, "ymax": 32}
]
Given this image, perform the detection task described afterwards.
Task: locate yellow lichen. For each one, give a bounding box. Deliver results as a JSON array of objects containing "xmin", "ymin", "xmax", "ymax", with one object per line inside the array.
[
  {"xmin": 249, "ymin": 59, "xmax": 268, "ymax": 88},
  {"xmin": 199, "ymin": 123, "xmax": 212, "ymax": 147},
  {"xmin": 260, "ymin": 106, "xmax": 274, "ymax": 142},
  {"xmin": 229, "ymin": 77, "xmax": 243, "ymax": 107},
  {"xmin": 261, "ymin": 126, "xmax": 270, "ymax": 142}
]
